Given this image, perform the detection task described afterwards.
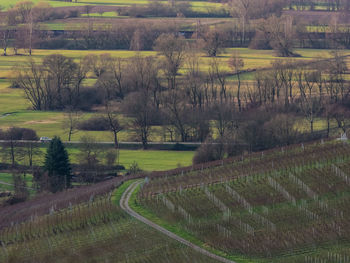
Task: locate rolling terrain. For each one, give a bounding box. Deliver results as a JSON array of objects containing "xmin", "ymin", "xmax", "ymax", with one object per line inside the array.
[{"xmin": 1, "ymin": 140, "xmax": 350, "ymax": 262}]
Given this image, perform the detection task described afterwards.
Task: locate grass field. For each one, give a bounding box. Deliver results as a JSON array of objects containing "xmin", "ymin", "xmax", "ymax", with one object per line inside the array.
[
  {"xmin": 0, "ymin": 144, "xmax": 194, "ymax": 171},
  {"xmin": 0, "ymin": 47, "xmax": 347, "ymax": 143},
  {"xmin": 66, "ymin": 147, "xmax": 194, "ymax": 171},
  {"xmin": 2, "ymin": 0, "xmax": 223, "ymax": 11},
  {"xmin": 0, "ymin": 173, "xmax": 33, "ymax": 192}
]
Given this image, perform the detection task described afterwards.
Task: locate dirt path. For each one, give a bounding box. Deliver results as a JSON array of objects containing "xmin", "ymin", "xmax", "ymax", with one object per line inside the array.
[{"xmin": 119, "ymin": 180, "xmax": 236, "ymax": 263}]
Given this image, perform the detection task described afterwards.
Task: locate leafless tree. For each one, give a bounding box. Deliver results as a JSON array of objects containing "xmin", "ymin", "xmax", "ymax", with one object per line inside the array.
[
  {"xmin": 297, "ymin": 70, "xmax": 323, "ymax": 133},
  {"xmin": 325, "ymin": 51, "xmax": 348, "ymax": 102},
  {"xmin": 229, "ymin": 51, "xmax": 244, "ymax": 111},
  {"xmin": 122, "ymin": 56, "xmax": 160, "ymax": 148},
  {"xmin": 184, "ymin": 51, "xmax": 205, "ymax": 109},
  {"xmin": 0, "ymin": 14, "xmax": 12, "ymax": 56},
  {"xmin": 197, "ymin": 26, "xmax": 223, "ymax": 57},
  {"xmin": 209, "ymin": 57, "xmax": 228, "ymax": 103},
  {"xmin": 154, "ymin": 33, "xmax": 186, "ymax": 90},
  {"xmin": 63, "ymin": 109, "xmax": 82, "ymax": 142},
  {"xmin": 228, "ymin": 0, "xmax": 251, "ymax": 44},
  {"xmin": 15, "ymin": 54, "xmax": 88, "ymax": 110},
  {"xmin": 105, "ymin": 102, "xmax": 123, "ymax": 148},
  {"xmin": 256, "ymin": 15, "xmax": 296, "ymax": 57}
]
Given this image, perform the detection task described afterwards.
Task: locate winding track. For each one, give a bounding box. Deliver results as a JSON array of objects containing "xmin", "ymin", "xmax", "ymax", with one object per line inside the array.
[{"xmin": 119, "ymin": 180, "xmax": 236, "ymax": 263}]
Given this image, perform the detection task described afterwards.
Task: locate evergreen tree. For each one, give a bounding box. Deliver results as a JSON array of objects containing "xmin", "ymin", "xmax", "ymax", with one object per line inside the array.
[{"xmin": 44, "ymin": 137, "xmax": 71, "ymax": 192}]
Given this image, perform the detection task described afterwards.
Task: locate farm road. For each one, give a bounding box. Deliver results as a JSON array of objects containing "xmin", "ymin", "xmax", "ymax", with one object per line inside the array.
[{"xmin": 120, "ymin": 180, "xmax": 236, "ymax": 263}]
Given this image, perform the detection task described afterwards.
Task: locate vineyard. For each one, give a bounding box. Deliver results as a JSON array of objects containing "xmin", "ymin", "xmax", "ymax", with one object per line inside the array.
[
  {"xmin": 0, "ymin": 185, "xmax": 221, "ymax": 263},
  {"xmin": 136, "ymin": 141, "xmax": 350, "ymax": 262},
  {"xmin": 2, "ymin": 140, "xmax": 350, "ymax": 262}
]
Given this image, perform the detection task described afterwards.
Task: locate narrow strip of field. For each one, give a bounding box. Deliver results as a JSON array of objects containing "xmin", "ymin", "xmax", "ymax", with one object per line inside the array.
[{"xmin": 119, "ymin": 180, "xmax": 236, "ymax": 263}]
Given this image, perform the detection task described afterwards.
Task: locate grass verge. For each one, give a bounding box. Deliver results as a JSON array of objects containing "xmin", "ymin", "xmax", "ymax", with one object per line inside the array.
[{"xmin": 111, "ymin": 178, "xmax": 139, "ymax": 205}]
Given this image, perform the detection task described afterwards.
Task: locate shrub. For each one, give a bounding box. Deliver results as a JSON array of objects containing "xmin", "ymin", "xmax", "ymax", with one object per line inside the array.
[
  {"xmin": 0, "ymin": 127, "xmax": 38, "ymax": 140},
  {"xmin": 193, "ymin": 139, "xmax": 224, "ymax": 165},
  {"xmin": 105, "ymin": 149, "xmax": 118, "ymax": 167},
  {"xmin": 77, "ymin": 116, "xmax": 110, "ymax": 131},
  {"xmin": 128, "ymin": 161, "xmax": 142, "ymax": 175}
]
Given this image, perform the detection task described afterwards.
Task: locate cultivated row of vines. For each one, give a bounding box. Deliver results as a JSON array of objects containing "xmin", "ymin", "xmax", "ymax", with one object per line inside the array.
[
  {"xmin": 0, "ymin": 195, "xmax": 220, "ymax": 263},
  {"xmin": 138, "ymin": 141, "xmax": 350, "ymax": 262}
]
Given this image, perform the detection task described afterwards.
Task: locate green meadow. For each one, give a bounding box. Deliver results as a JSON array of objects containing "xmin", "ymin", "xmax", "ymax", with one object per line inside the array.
[
  {"xmin": 0, "ymin": 173, "xmax": 34, "ymax": 193},
  {"xmin": 0, "ymin": 47, "xmax": 346, "ymax": 143},
  {"xmin": 2, "ymin": 0, "xmax": 222, "ymax": 11}
]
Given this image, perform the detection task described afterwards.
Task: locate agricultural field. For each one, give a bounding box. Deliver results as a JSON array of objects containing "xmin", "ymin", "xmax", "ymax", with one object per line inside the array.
[
  {"xmin": 0, "ymin": 183, "xmax": 221, "ymax": 263},
  {"xmin": 133, "ymin": 141, "xmax": 350, "ymax": 262},
  {"xmin": 2, "ymin": 0, "xmax": 223, "ymax": 10},
  {"xmin": 1, "ymin": 0, "xmax": 350, "ymax": 261}
]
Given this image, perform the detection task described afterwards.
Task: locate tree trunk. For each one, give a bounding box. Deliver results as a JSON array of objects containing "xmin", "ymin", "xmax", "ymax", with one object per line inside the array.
[
  {"xmin": 68, "ymin": 128, "xmax": 72, "ymax": 142},
  {"xmin": 327, "ymin": 116, "xmax": 330, "ymax": 138},
  {"xmin": 237, "ymin": 73, "xmax": 241, "ymax": 112},
  {"xmin": 10, "ymin": 142, "xmax": 15, "ymax": 167},
  {"xmin": 113, "ymin": 131, "xmax": 118, "ymax": 148},
  {"xmin": 310, "ymin": 119, "xmax": 314, "ymax": 134}
]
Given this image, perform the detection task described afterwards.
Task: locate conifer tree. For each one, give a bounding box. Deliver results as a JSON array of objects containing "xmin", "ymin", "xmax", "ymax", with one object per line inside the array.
[{"xmin": 44, "ymin": 137, "xmax": 71, "ymax": 192}]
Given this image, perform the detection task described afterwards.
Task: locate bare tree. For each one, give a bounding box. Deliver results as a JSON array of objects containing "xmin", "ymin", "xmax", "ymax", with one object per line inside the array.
[
  {"xmin": 95, "ymin": 56, "xmax": 125, "ymax": 99},
  {"xmin": 123, "ymin": 92, "xmax": 154, "ymax": 149},
  {"xmin": 162, "ymin": 89, "xmax": 192, "ymax": 142},
  {"xmin": 11, "ymin": 172, "xmax": 29, "ymax": 203},
  {"xmin": 0, "ymin": 127, "xmax": 37, "ymax": 167},
  {"xmin": 105, "ymin": 103, "xmax": 123, "ymax": 148},
  {"xmin": 255, "ymin": 15, "xmax": 296, "ymax": 57},
  {"xmin": 63, "ymin": 109, "xmax": 82, "ymax": 142},
  {"xmin": 0, "ymin": 16, "xmax": 12, "ymax": 56},
  {"xmin": 198, "ymin": 26, "xmax": 223, "ymax": 57},
  {"xmin": 325, "ymin": 51, "xmax": 348, "ymax": 102},
  {"xmin": 15, "ymin": 54, "xmax": 88, "ymax": 110},
  {"xmin": 228, "ymin": 51, "xmax": 244, "ymax": 111},
  {"xmin": 78, "ymin": 135, "xmax": 101, "ymax": 183},
  {"xmin": 211, "ymin": 100, "xmax": 237, "ymax": 139},
  {"xmin": 154, "ymin": 33, "xmax": 186, "ymax": 90},
  {"xmin": 270, "ymin": 60, "xmax": 298, "ymax": 109},
  {"xmin": 297, "ymin": 70, "xmax": 323, "ymax": 133},
  {"xmin": 209, "ymin": 57, "xmax": 228, "ymax": 103},
  {"xmin": 121, "ymin": 56, "xmax": 160, "ymax": 148},
  {"xmin": 13, "ymin": 1, "xmax": 34, "ymax": 23},
  {"xmin": 228, "ymin": 0, "xmax": 251, "ymax": 44},
  {"xmin": 184, "ymin": 51, "xmax": 205, "ymax": 109},
  {"xmin": 87, "ymin": 53, "xmax": 113, "ymax": 78},
  {"xmin": 14, "ymin": 59, "xmax": 45, "ymax": 110}
]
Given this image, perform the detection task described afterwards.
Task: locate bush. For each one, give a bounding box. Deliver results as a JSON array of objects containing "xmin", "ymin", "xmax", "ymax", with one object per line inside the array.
[
  {"xmin": 105, "ymin": 149, "xmax": 117, "ymax": 167},
  {"xmin": 0, "ymin": 127, "xmax": 38, "ymax": 140},
  {"xmin": 77, "ymin": 116, "xmax": 110, "ymax": 131},
  {"xmin": 249, "ymin": 31, "xmax": 272, "ymax": 50},
  {"xmin": 78, "ymin": 87, "xmax": 104, "ymax": 110},
  {"xmin": 128, "ymin": 161, "xmax": 142, "ymax": 175},
  {"xmin": 193, "ymin": 139, "xmax": 224, "ymax": 165}
]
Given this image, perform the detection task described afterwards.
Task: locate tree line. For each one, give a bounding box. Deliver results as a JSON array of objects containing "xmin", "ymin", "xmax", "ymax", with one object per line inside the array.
[
  {"xmin": 2, "ymin": 0, "xmax": 350, "ymax": 56},
  {"xmin": 12, "ymin": 34, "xmax": 350, "ymax": 153}
]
